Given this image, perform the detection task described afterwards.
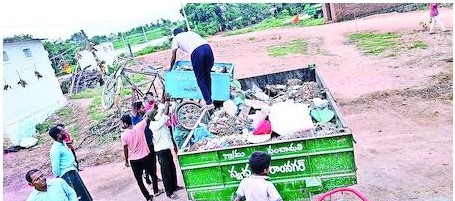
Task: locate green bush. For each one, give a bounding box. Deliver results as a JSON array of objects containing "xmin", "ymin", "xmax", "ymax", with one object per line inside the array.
[{"xmin": 36, "ymin": 119, "xmax": 53, "ymax": 134}]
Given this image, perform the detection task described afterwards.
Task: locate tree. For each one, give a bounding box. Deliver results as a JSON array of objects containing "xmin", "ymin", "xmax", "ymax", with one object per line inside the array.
[
  {"xmin": 69, "ymin": 32, "xmax": 85, "ymax": 45},
  {"xmin": 3, "ymin": 34, "xmax": 34, "ymax": 43}
]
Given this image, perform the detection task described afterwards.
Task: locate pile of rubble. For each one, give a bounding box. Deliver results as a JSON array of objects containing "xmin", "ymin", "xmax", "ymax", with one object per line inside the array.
[
  {"xmin": 59, "ymin": 70, "xmax": 102, "ymax": 94},
  {"xmin": 181, "ymin": 79, "xmax": 341, "ymax": 152}
]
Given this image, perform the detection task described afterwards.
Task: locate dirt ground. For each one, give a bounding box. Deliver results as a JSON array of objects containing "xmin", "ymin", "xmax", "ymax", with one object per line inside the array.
[{"xmin": 3, "ymin": 8, "xmax": 453, "ymax": 201}]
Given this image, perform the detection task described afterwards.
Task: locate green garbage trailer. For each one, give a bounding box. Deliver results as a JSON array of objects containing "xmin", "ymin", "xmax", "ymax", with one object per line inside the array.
[{"xmin": 177, "ymin": 67, "xmax": 357, "ymax": 201}]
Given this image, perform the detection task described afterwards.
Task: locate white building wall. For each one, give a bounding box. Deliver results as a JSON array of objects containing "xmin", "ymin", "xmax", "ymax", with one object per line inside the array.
[
  {"xmin": 77, "ymin": 42, "xmax": 117, "ymax": 73},
  {"xmin": 3, "ymin": 40, "xmax": 66, "ymax": 145}
]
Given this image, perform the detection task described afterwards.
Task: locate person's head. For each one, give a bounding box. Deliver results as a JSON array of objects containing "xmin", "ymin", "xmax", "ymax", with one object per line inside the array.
[
  {"xmin": 132, "ymin": 101, "xmax": 145, "ymax": 115},
  {"xmin": 121, "ymin": 114, "xmax": 133, "ymax": 129},
  {"xmin": 56, "ymin": 123, "xmax": 69, "ymax": 135},
  {"xmin": 49, "ymin": 126, "xmax": 65, "ymax": 142},
  {"xmin": 249, "ymin": 151, "xmax": 271, "ymax": 175},
  {"xmin": 25, "ymin": 169, "xmax": 47, "ymax": 191},
  {"xmin": 145, "ymin": 92, "xmax": 154, "ymax": 103},
  {"xmin": 173, "ymin": 28, "xmax": 185, "ymax": 36}
]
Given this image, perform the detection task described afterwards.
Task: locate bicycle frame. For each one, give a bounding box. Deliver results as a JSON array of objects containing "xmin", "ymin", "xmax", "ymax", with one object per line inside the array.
[{"xmin": 112, "ymin": 58, "xmax": 164, "ymax": 100}]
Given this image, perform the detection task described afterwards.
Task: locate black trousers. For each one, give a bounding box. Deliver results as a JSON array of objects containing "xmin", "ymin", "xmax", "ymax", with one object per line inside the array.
[
  {"xmin": 156, "ymin": 149, "xmax": 178, "ymax": 196},
  {"xmin": 61, "ymin": 170, "xmax": 93, "ymax": 201},
  {"xmin": 145, "ymin": 143, "xmax": 159, "ymax": 187},
  {"xmin": 191, "ymin": 44, "xmax": 214, "ymax": 105},
  {"xmin": 130, "ymin": 154, "xmax": 159, "ymax": 200}
]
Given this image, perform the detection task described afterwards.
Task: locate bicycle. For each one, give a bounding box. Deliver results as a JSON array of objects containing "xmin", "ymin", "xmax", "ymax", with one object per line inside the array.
[
  {"xmin": 101, "ymin": 57, "xmax": 165, "ymax": 110},
  {"xmin": 101, "ymin": 57, "xmax": 212, "ymax": 132}
]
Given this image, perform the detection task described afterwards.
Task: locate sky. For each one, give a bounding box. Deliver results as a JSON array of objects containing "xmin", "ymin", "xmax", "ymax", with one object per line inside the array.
[
  {"xmin": 1, "ymin": 0, "xmax": 185, "ymax": 40},
  {"xmin": 2, "ymin": 0, "xmax": 424, "ymax": 40}
]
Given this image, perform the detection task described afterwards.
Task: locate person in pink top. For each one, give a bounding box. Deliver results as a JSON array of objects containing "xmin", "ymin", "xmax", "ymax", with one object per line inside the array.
[
  {"xmin": 144, "ymin": 92, "xmax": 157, "ymax": 112},
  {"xmin": 429, "ymin": 3, "xmax": 448, "ymax": 34},
  {"xmin": 121, "ymin": 111, "xmax": 164, "ymax": 201}
]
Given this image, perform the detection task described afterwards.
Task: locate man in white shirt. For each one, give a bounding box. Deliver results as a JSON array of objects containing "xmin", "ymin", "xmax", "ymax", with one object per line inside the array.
[
  {"xmin": 169, "ymin": 28, "xmax": 215, "ymax": 110},
  {"xmin": 148, "ymin": 93, "xmax": 180, "ymax": 200}
]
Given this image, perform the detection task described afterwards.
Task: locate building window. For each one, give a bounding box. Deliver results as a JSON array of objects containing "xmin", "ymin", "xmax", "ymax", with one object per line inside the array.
[
  {"xmin": 3, "ymin": 51, "xmax": 9, "ymax": 62},
  {"xmin": 23, "ymin": 48, "xmax": 33, "ymax": 58}
]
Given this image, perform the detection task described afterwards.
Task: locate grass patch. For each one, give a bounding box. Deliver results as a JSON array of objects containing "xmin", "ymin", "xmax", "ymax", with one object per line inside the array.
[
  {"xmin": 224, "ymin": 18, "xmax": 288, "ymax": 36},
  {"xmin": 56, "ymin": 107, "xmax": 71, "ymax": 116},
  {"xmin": 349, "ymin": 32, "xmax": 400, "ymax": 55},
  {"xmin": 130, "ymin": 74, "xmax": 147, "ymax": 84},
  {"xmin": 297, "ymin": 18, "xmax": 324, "ymax": 27},
  {"xmin": 408, "ymin": 40, "xmax": 428, "ymax": 49},
  {"xmin": 36, "ymin": 134, "xmax": 47, "ymax": 145},
  {"xmin": 120, "ymin": 88, "xmax": 132, "ymax": 98},
  {"xmin": 134, "ymin": 43, "xmax": 171, "ymax": 57},
  {"xmin": 36, "ymin": 119, "xmax": 53, "ymax": 134},
  {"xmin": 224, "ymin": 17, "xmax": 324, "ymax": 37},
  {"xmin": 113, "ymin": 29, "xmax": 167, "ymax": 49},
  {"xmin": 71, "ymin": 87, "xmax": 102, "ymax": 99},
  {"xmin": 88, "ymin": 96, "xmax": 106, "ymax": 124},
  {"xmin": 267, "ymin": 39, "xmax": 308, "ymax": 57}
]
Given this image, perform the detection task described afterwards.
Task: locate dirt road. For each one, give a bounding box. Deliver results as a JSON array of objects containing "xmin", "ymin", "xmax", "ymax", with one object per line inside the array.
[{"xmin": 4, "ymin": 8, "xmax": 453, "ymax": 201}]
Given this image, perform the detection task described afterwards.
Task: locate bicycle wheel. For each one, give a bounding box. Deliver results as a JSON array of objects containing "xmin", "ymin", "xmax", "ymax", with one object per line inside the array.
[
  {"xmin": 102, "ymin": 74, "xmax": 119, "ymax": 110},
  {"xmin": 175, "ymin": 101, "xmax": 209, "ymax": 130}
]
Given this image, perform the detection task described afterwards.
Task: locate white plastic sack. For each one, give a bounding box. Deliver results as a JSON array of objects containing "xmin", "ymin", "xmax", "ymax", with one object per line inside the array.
[
  {"xmin": 223, "ymin": 100, "xmax": 238, "ymax": 117},
  {"xmin": 19, "ymin": 137, "xmax": 38, "ymax": 148},
  {"xmin": 269, "ymin": 101, "xmax": 315, "ymax": 136}
]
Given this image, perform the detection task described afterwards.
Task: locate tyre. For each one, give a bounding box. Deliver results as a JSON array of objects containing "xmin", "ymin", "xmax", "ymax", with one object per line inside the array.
[{"xmin": 102, "ymin": 74, "xmax": 119, "ymax": 110}]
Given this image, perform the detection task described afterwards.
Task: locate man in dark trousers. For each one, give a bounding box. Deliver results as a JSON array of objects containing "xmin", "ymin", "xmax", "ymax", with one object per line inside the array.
[
  {"xmin": 169, "ymin": 28, "xmax": 215, "ymax": 110},
  {"xmin": 148, "ymin": 93, "xmax": 183, "ymax": 200},
  {"xmin": 130, "ymin": 85, "xmax": 161, "ymax": 187},
  {"xmin": 48, "ymin": 126, "xmax": 92, "ymax": 201}
]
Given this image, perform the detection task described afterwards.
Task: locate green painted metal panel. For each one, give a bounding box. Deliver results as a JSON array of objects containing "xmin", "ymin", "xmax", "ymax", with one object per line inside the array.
[
  {"xmin": 320, "ymin": 176, "xmax": 358, "ymax": 192},
  {"xmin": 220, "ymin": 156, "xmax": 311, "ymax": 185},
  {"xmin": 275, "ymin": 180, "xmax": 310, "ymax": 201},
  {"xmin": 309, "ymin": 152, "xmax": 356, "ymax": 175},
  {"xmin": 179, "ymin": 151, "xmax": 219, "ymax": 167},
  {"xmin": 189, "ymin": 187, "xmax": 237, "ymax": 201},
  {"xmin": 306, "ymin": 135, "xmax": 354, "ymax": 152},
  {"xmin": 182, "ymin": 166, "xmax": 224, "ymax": 188}
]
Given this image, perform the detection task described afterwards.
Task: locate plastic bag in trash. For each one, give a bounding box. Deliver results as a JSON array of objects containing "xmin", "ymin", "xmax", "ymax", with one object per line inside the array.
[
  {"xmin": 173, "ymin": 126, "xmax": 190, "ymax": 148},
  {"xmin": 190, "ymin": 126, "xmax": 214, "ymax": 144},
  {"xmin": 269, "ymin": 101, "xmax": 315, "ymax": 136},
  {"xmin": 311, "ymin": 108, "xmax": 335, "ymax": 123}
]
